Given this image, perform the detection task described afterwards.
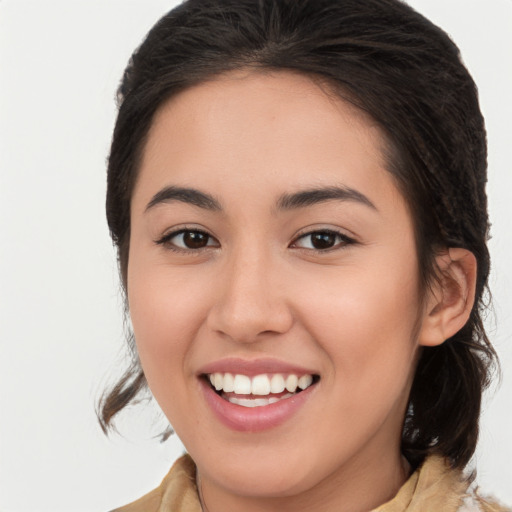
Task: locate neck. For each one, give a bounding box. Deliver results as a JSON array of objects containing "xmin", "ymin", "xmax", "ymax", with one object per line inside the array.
[{"xmin": 197, "ymin": 447, "xmax": 411, "ymax": 512}]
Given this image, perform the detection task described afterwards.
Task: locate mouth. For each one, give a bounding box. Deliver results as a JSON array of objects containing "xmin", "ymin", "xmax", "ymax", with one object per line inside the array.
[{"xmin": 203, "ymin": 372, "xmax": 320, "ymax": 408}]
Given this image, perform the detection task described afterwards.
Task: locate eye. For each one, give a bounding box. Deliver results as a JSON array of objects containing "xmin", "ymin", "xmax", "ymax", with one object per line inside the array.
[
  {"xmin": 156, "ymin": 229, "xmax": 219, "ymax": 251},
  {"xmin": 291, "ymin": 230, "xmax": 354, "ymax": 251}
]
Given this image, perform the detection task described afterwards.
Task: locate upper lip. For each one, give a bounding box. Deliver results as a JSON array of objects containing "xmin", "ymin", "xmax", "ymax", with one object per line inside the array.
[{"xmin": 198, "ymin": 357, "xmax": 318, "ymax": 377}]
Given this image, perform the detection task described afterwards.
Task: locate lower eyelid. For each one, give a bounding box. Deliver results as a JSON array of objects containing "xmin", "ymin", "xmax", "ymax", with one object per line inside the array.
[
  {"xmin": 292, "ymin": 231, "xmax": 354, "ymax": 249},
  {"xmin": 155, "ymin": 229, "xmax": 218, "ymax": 248},
  {"xmin": 156, "ymin": 228, "xmax": 353, "ymax": 251}
]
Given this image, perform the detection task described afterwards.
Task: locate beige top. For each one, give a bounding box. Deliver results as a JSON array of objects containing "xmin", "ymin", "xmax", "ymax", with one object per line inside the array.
[{"xmin": 111, "ymin": 454, "xmax": 509, "ymax": 512}]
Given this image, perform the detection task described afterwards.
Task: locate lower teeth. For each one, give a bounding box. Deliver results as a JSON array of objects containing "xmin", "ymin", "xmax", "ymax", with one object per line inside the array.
[{"xmin": 227, "ymin": 393, "xmax": 294, "ymax": 408}]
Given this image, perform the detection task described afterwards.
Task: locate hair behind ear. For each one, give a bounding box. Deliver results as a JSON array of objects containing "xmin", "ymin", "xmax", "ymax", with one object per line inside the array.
[
  {"xmin": 403, "ymin": 319, "xmax": 494, "ymax": 468},
  {"xmin": 403, "ymin": 249, "xmax": 494, "ymax": 468}
]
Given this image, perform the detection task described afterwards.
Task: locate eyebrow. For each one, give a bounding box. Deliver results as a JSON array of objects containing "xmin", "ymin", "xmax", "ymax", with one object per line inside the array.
[
  {"xmin": 145, "ymin": 186, "xmax": 222, "ymax": 212},
  {"xmin": 276, "ymin": 186, "xmax": 377, "ymax": 211},
  {"xmin": 145, "ymin": 184, "xmax": 376, "ymax": 213}
]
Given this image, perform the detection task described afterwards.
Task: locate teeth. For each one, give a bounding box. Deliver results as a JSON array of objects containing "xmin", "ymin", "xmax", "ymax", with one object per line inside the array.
[
  {"xmin": 251, "ymin": 374, "xmax": 271, "ymax": 395},
  {"xmin": 233, "ymin": 374, "xmax": 252, "ymax": 395},
  {"xmin": 223, "ymin": 372, "xmax": 235, "ymax": 392},
  {"xmin": 285, "ymin": 374, "xmax": 298, "ymax": 393},
  {"xmin": 270, "ymin": 374, "xmax": 285, "ymax": 393},
  {"xmin": 228, "ymin": 393, "xmax": 293, "ymax": 408},
  {"xmin": 207, "ymin": 372, "xmax": 315, "ymax": 396},
  {"xmin": 213, "ymin": 373, "xmax": 223, "ymax": 391},
  {"xmin": 298, "ymin": 374, "xmax": 313, "ymax": 390}
]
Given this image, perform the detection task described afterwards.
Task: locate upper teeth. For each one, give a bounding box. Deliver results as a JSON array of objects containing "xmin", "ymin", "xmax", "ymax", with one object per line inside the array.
[{"xmin": 208, "ymin": 373, "xmax": 314, "ymax": 395}]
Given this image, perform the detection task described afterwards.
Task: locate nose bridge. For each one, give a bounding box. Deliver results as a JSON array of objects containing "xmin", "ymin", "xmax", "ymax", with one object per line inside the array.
[{"xmin": 207, "ymin": 241, "xmax": 293, "ymax": 342}]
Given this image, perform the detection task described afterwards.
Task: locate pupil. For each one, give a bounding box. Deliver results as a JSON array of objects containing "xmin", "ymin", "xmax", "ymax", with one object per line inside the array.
[
  {"xmin": 312, "ymin": 232, "xmax": 335, "ymax": 249},
  {"xmin": 184, "ymin": 231, "xmax": 208, "ymax": 248}
]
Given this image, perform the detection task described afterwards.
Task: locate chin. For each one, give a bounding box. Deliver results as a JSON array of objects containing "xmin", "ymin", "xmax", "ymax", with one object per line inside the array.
[
  {"xmin": 213, "ymin": 465, "xmax": 315, "ymax": 498},
  {"xmin": 192, "ymin": 443, "xmax": 330, "ymax": 499}
]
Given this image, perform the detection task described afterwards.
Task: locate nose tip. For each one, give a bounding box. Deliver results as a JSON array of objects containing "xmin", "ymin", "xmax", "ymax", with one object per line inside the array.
[
  {"xmin": 208, "ymin": 300, "xmax": 293, "ymax": 344},
  {"xmin": 206, "ymin": 259, "xmax": 294, "ymax": 344}
]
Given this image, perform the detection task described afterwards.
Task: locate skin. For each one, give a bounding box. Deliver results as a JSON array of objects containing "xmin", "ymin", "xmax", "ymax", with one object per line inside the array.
[{"xmin": 127, "ymin": 70, "xmax": 475, "ymax": 512}]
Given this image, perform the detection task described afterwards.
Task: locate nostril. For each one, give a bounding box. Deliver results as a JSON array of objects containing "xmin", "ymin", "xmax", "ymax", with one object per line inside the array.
[{"xmin": 205, "ymin": 284, "xmax": 294, "ymax": 343}]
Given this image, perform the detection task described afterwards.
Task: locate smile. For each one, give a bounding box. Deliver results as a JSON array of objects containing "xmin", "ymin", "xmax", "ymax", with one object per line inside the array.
[
  {"xmin": 198, "ymin": 359, "xmax": 320, "ymax": 431},
  {"xmin": 207, "ymin": 372, "xmax": 316, "ymax": 407}
]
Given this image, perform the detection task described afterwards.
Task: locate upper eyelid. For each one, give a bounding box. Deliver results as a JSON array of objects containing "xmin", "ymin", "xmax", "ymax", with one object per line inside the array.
[
  {"xmin": 156, "ymin": 224, "xmax": 213, "ymax": 238},
  {"xmin": 291, "ymin": 226, "xmax": 357, "ymax": 242},
  {"xmin": 289, "ymin": 228, "xmax": 357, "ymax": 251},
  {"xmin": 155, "ymin": 227, "xmax": 218, "ymax": 246},
  {"xmin": 154, "ymin": 226, "xmax": 357, "ymax": 249}
]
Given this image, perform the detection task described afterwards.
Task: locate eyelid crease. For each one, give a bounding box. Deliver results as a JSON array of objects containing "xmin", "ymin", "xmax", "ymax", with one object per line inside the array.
[
  {"xmin": 154, "ymin": 226, "xmax": 358, "ymax": 254},
  {"xmin": 291, "ymin": 224, "xmax": 359, "ymax": 243},
  {"xmin": 290, "ymin": 228, "xmax": 358, "ymax": 252},
  {"xmin": 154, "ymin": 227, "xmax": 220, "ymax": 253}
]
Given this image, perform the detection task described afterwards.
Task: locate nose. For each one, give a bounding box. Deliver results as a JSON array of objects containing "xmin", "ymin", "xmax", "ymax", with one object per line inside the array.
[{"xmin": 206, "ymin": 249, "xmax": 294, "ymax": 344}]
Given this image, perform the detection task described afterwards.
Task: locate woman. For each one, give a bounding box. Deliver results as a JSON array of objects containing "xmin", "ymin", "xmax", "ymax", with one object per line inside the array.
[{"xmin": 99, "ymin": 0, "xmax": 508, "ymax": 510}]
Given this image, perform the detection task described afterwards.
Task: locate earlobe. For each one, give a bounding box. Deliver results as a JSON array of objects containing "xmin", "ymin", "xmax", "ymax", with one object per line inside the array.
[{"xmin": 418, "ymin": 248, "xmax": 477, "ymax": 347}]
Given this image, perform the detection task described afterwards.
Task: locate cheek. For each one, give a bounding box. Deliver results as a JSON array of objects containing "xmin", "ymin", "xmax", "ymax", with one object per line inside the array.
[
  {"xmin": 126, "ymin": 257, "xmax": 210, "ymax": 392},
  {"xmin": 297, "ymin": 257, "xmax": 421, "ymax": 391}
]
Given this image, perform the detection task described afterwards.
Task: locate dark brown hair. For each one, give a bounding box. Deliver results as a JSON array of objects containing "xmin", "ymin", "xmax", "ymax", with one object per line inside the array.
[{"xmin": 99, "ymin": 0, "xmax": 497, "ymax": 469}]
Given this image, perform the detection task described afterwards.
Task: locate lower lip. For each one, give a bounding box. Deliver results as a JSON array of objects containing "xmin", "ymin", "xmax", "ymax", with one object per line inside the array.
[{"xmin": 199, "ymin": 378, "xmax": 316, "ymax": 432}]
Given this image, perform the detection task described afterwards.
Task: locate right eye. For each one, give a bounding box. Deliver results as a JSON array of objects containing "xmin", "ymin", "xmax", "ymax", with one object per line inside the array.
[{"xmin": 156, "ymin": 229, "xmax": 219, "ymax": 251}]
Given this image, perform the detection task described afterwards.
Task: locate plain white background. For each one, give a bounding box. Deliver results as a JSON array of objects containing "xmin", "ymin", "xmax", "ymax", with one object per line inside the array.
[{"xmin": 0, "ymin": 1, "xmax": 511, "ymax": 511}]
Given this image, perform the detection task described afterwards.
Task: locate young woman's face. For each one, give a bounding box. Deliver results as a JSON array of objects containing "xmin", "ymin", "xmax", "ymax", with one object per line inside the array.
[{"xmin": 128, "ymin": 71, "xmax": 427, "ymax": 500}]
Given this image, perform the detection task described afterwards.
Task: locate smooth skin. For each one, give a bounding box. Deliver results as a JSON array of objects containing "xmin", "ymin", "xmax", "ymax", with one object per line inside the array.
[{"xmin": 127, "ymin": 70, "xmax": 476, "ymax": 512}]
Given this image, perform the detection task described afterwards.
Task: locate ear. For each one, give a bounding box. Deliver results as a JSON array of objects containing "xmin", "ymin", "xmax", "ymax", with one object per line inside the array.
[{"xmin": 418, "ymin": 248, "xmax": 477, "ymax": 347}]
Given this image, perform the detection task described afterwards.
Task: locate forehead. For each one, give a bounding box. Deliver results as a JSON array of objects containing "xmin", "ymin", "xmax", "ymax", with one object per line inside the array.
[
  {"xmin": 135, "ymin": 69, "xmax": 404, "ymax": 215},
  {"xmin": 148, "ymin": 69, "xmax": 383, "ymax": 156}
]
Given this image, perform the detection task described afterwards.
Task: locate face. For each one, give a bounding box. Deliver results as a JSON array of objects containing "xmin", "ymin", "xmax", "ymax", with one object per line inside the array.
[{"xmin": 128, "ymin": 71, "xmax": 426, "ymax": 501}]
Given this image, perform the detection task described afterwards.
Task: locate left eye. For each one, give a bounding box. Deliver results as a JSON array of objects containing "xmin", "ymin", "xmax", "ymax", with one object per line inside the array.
[{"xmin": 292, "ymin": 230, "xmax": 352, "ymax": 251}]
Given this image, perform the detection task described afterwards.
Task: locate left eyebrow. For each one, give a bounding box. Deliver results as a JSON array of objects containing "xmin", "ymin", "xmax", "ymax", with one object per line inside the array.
[{"xmin": 276, "ymin": 186, "xmax": 377, "ymax": 211}]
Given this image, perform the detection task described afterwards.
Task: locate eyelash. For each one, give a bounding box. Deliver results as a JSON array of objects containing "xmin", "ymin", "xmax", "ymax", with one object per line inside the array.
[
  {"xmin": 155, "ymin": 228, "xmax": 356, "ymax": 253},
  {"xmin": 155, "ymin": 228, "xmax": 219, "ymax": 253},
  {"xmin": 291, "ymin": 229, "xmax": 356, "ymax": 252}
]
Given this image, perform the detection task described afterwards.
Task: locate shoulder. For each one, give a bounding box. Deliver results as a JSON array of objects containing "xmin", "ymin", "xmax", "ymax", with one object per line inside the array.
[
  {"xmin": 374, "ymin": 456, "xmax": 510, "ymax": 512},
  {"xmin": 459, "ymin": 495, "xmax": 511, "ymax": 512},
  {"xmin": 466, "ymin": 493, "xmax": 512, "ymax": 512},
  {"xmin": 110, "ymin": 454, "xmax": 201, "ymax": 512},
  {"xmin": 457, "ymin": 469, "xmax": 510, "ymax": 512},
  {"xmin": 416, "ymin": 456, "xmax": 511, "ymax": 512},
  {"xmin": 109, "ymin": 487, "xmax": 162, "ymax": 512}
]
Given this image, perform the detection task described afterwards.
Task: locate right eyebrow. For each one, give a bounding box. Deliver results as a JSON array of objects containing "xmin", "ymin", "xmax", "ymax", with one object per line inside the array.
[{"xmin": 145, "ymin": 186, "xmax": 222, "ymax": 212}]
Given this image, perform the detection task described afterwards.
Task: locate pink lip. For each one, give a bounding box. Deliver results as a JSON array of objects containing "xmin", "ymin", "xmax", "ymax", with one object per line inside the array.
[
  {"xmin": 197, "ymin": 358, "xmax": 319, "ymax": 432},
  {"xmin": 198, "ymin": 357, "xmax": 317, "ymax": 377},
  {"xmin": 200, "ymin": 380, "xmax": 317, "ymax": 432}
]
